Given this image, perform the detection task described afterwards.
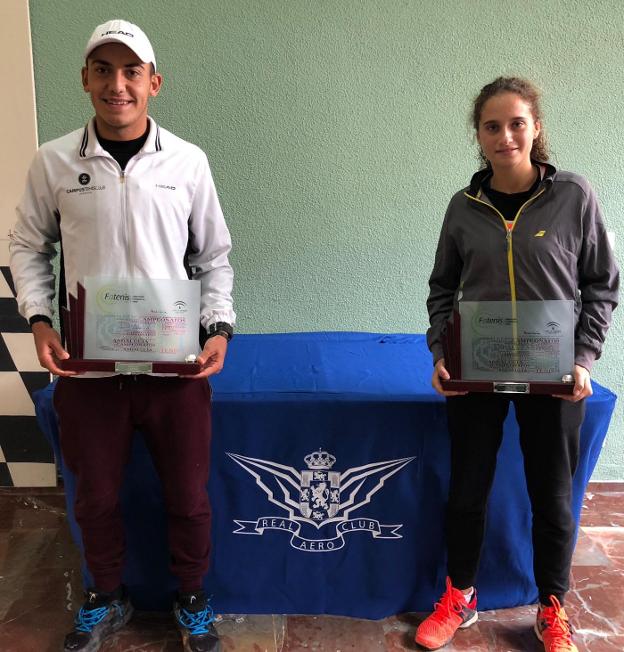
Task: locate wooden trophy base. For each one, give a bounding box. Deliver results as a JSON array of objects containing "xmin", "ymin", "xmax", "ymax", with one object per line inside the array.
[
  {"xmin": 58, "ymin": 359, "xmax": 201, "ymax": 374},
  {"xmin": 441, "ymin": 378, "xmax": 575, "ymax": 395}
]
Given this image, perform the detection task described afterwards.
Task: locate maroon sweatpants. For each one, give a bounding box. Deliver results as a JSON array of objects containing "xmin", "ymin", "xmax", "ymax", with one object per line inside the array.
[{"xmin": 54, "ymin": 375, "xmax": 212, "ymax": 593}]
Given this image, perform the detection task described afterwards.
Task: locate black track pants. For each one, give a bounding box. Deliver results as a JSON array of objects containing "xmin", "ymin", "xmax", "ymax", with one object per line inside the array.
[{"xmin": 445, "ymin": 393, "xmax": 585, "ymax": 604}]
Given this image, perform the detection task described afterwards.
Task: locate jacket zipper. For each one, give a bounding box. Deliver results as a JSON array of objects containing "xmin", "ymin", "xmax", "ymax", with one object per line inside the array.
[
  {"xmin": 463, "ymin": 187, "xmax": 546, "ymax": 366},
  {"xmin": 120, "ymin": 156, "xmax": 144, "ymax": 272},
  {"xmin": 119, "ymin": 169, "xmax": 130, "ymax": 269}
]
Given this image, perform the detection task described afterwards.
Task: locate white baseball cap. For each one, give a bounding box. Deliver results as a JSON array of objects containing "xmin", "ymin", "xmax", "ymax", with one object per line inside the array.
[{"xmin": 84, "ymin": 19, "xmax": 157, "ymax": 70}]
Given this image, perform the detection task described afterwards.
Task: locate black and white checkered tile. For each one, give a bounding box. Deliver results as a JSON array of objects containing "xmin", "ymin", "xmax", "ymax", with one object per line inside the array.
[{"xmin": 0, "ymin": 240, "xmax": 56, "ymax": 487}]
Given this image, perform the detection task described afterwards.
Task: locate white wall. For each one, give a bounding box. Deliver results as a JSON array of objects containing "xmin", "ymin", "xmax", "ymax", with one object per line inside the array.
[{"xmin": 0, "ymin": 0, "xmax": 37, "ymax": 250}]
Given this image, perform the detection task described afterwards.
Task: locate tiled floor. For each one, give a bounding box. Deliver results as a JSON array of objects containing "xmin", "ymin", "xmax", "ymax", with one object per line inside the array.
[{"xmin": 0, "ymin": 483, "xmax": 622, "ymax": 651}]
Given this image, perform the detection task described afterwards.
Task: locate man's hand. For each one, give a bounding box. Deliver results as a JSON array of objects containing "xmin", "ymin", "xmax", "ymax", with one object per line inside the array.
[
  {"xmin": 185, "ymin": 335, "xmax": 228, "ymax": 379},
  {"xmin": 555, "ymin": 364, "xmax": 592, "ymax": 402},
  {"xmin": 431, "ymin": 358, "xmax": 467, "ymax": 397},
  {"xmin": 31, "ymin": 322, "xmax": 75, "ymax": 376}
]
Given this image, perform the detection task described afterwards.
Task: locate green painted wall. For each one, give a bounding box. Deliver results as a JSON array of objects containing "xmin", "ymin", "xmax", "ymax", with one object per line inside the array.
[{"xmin": 29, "ymin": 0, "xmax": 622, "ymax": 479}]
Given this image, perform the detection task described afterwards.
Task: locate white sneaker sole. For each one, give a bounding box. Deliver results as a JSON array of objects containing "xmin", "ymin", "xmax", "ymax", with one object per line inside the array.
[
  {"xmin": 460, "ymin": 611, "xmax": 479, "ymax": 629},
  {"xmin": 534, "ymin": 622, "xmax": 544, "ymax": 642}
]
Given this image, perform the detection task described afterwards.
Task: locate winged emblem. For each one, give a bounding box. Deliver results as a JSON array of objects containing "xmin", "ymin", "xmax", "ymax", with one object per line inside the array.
[{"xmin": 227, "ymin": 449, "xmax": 415, "ymax": 529}]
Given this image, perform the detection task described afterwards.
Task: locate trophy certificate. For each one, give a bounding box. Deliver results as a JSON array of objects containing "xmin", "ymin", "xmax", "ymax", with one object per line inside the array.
[
  {"xmin": 58, "ymin": 277, "xmax": 202, "ymax": 374},
  {"xmin": 441, "ymin": 300, "xmax": 575, "ymax": 395}
]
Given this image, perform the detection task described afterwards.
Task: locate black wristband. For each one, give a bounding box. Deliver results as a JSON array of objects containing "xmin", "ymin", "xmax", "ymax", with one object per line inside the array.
[
  {"xmin": 29, "ymin": 315, "xmax": 53, "ymax": 328},
  {"xmin": 208, "ymin": 321, "xmax": 233, "ymax": 342}
]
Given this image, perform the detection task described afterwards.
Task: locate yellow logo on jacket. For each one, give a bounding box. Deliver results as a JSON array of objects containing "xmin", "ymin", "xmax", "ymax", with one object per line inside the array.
[{"xmin": 534, "ymin": 230, "xmax": 546, "ymax": 237}]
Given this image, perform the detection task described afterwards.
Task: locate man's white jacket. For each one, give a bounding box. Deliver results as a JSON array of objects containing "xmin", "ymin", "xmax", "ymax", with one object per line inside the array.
[{"xmin": 10, "ymin": 117, "xmax": 235, "ymax": 331}]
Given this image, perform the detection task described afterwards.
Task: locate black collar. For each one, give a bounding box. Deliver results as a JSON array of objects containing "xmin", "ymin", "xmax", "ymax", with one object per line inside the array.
[{"xmin": 466, "ymin": 160, "xmax": 556, "ymax": 197}]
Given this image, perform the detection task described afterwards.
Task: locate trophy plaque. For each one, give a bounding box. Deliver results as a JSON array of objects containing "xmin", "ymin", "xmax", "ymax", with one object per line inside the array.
[
  {"xmin": 58, "ymin": 277, "xmax": 202, "ymax": 374},
  {"xmin": 441, "ymin": 300, "xmax": 575, "ymax": 395}
]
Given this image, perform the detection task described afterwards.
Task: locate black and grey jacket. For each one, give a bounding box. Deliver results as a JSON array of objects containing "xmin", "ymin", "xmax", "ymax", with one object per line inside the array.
[{"xmin": 426, "ymin": 163, "xmax": 619, "ymax": 371}]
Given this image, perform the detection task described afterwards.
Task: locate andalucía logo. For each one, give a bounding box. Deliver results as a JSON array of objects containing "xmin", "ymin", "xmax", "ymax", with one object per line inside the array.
[
  {"xmin": 545, "ymin": 321, "xmax": 562, "ymax": 335},
  {"xmin": 173, "ymin": 300, "xmax": 188, "ymax": 313},
  {"xmin": 228, "ymin": 449, "xmax": 415, "ymax": 552}
]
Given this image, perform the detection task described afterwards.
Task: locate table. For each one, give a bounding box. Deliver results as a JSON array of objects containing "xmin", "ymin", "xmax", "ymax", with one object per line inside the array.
[{"xmin": 34, "ymin": 333, "xmax": 616, "ymax": 618}]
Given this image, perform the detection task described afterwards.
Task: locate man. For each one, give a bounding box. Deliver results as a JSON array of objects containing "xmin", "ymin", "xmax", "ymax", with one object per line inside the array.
[{"xmin": 10, "ymin": 19, "xmax": 233, "ymax": 652}]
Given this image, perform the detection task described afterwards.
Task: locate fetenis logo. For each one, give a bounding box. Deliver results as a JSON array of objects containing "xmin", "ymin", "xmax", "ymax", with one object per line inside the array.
[
  {"xmin": 78, "ymin": 173, "xmax": 91, "ymax": 186},
  {"xmin": 96, "ymin": 285, "xmax": 145, "ymax": 314},
  {"xmin": 472, "ymin": 310, "xmax": 515, "ymax": 335},
  {"xmin": 229, "ymin": 449, "xmax": 415, "ymax": 552}
]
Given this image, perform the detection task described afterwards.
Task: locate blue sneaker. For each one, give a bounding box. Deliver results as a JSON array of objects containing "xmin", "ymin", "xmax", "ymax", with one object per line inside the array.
[
  {"xmin": 64, "ymin": 587, "xmax": 133, "ymax": 651},
  {"xmin": 174, "ymin": 590, "xmax": 221, "ymax": 652}
]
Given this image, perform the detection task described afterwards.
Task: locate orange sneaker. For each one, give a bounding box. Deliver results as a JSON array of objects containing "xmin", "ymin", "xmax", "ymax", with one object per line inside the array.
[
  {"xmin": 415, "ymin": 577, "xmax": 478, "ymax": 650},
  {"xmin": 534, "ymin": 595, "xmax": 578, "ymax": 652}
]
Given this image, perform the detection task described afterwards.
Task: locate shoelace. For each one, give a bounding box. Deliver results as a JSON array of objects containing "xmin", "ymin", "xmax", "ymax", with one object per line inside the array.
[
  {"xmin": 429, "ymin": 579, "xmax": 466, "ymax": 624},
  {"xmin": 541, "ymin": 597, "xmax": 573, "ymax": 649},
  {"xmin": 178, "ymin": 604, "xmax": 215, "ymax": 636},
  {"xmin": 75, "ymin": 601, "xmax": 122, "ymax": 633},
  {"xmin": 75, "ymin": 606, "xmax": 108, "ymax": 633}
]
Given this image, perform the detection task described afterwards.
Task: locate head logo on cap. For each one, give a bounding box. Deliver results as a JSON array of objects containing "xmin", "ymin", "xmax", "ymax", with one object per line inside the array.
[
  {"xmin": 84, "ymin": 19, "xmax": 157, "ymax": 71},
  {"xmin": 102, "ymin": 29, "xmax": 133, "ymax": 38}
]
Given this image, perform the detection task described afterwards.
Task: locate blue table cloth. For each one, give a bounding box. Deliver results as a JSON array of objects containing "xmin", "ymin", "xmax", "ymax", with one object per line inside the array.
[{"xmin": 34, "ymin": 332, "xmax": 616, "ymax": 618}]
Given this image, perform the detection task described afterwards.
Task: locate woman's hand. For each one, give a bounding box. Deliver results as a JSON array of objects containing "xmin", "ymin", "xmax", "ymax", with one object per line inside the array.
[
  {"xmin": 555, "ymin": 364, "xmax": 592, "ymax": 402},
  {"xmin": 431, "ymin": 358, "xmax": 468, "ymax": 397}
]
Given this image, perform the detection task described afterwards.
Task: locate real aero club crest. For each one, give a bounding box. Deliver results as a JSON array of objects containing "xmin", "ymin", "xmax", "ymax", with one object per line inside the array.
[{"xmin": 228, "ymin": 449, "xmax": 415, "ymax": 552}]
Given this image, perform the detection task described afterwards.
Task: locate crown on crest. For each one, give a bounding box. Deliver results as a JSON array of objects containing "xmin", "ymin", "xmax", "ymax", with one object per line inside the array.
[{"xmin": 304, "ymin": 449, "xmax": 336, "ymax": 470}]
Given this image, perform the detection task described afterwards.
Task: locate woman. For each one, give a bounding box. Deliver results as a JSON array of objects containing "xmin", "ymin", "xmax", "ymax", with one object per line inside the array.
[{"xmin": 418, "ymin": 77, "xmax": 619, "ymax": 652}]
